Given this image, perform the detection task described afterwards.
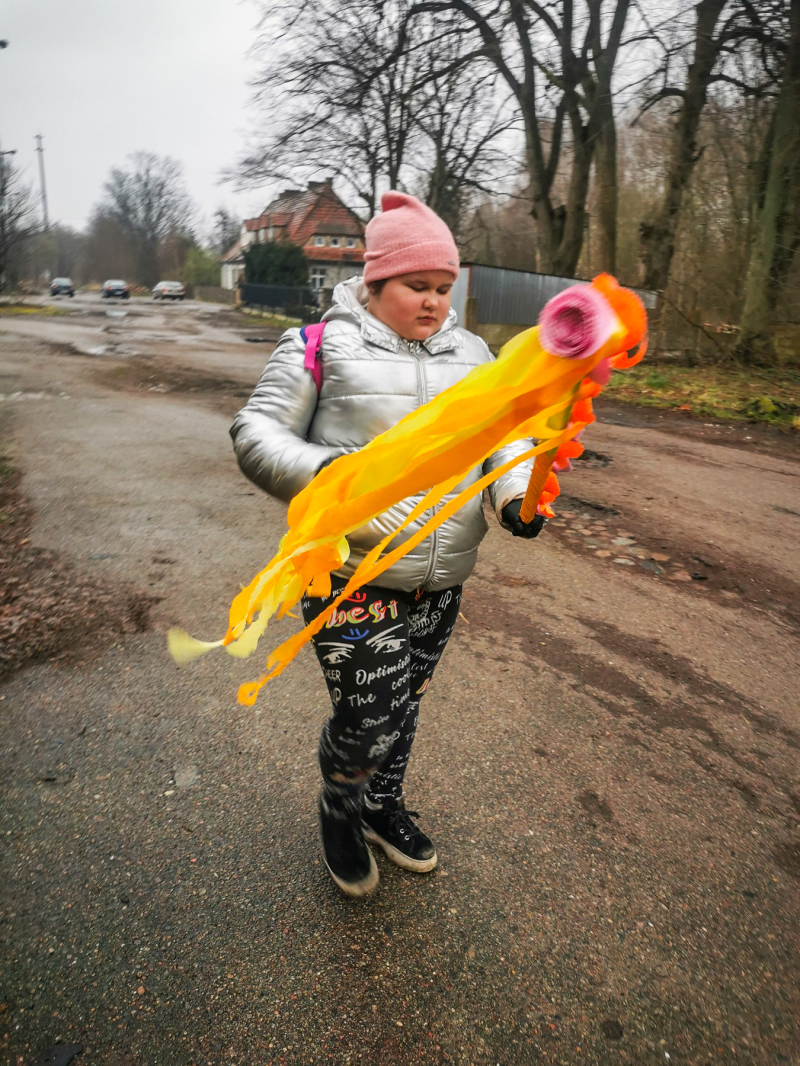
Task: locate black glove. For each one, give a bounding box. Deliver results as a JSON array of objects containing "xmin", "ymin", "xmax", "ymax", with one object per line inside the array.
[{"xmin": 502, "ymin": 498, "xmax": 546, "ymax": 539}]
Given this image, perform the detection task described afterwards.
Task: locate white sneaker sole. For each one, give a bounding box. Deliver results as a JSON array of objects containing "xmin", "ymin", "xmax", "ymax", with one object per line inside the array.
[
  {"xmin": 324, "ymin": 846, "xmax": 379, "ymax": 898},
  {"xmin": 362, "ymin": 825, "xmax": 438, "ymax": 873}
]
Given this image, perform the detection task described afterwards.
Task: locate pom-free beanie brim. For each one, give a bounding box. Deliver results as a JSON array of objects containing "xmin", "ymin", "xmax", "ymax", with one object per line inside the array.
[{"xmin": 363, "ymin": 192, "xmax": 460, "ymax": 284}]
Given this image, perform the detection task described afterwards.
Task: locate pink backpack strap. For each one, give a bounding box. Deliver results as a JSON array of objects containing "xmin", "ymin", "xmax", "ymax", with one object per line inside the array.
[{"xmin": 300, "ymin": 322, "xmax": 326, "ymax": 394}]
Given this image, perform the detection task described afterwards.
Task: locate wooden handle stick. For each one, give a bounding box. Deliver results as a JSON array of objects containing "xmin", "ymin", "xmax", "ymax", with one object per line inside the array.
[
  {"xmin": 518, "ymin": 389, "xmax": 577, "ymax": 523},
  {"xmin": 519, "ymin": 451, "xmax": 556, "ymax": 522}
]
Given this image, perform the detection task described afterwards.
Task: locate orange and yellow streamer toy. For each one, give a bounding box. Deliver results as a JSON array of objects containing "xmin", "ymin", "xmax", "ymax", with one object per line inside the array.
[{"xmin": 168, "ymin": 274, "xmax": 647, "ymax": 705}]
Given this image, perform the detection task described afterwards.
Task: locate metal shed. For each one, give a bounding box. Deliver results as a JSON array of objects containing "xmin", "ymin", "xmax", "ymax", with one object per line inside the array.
[{"xmin": 450, "ymin": 263, "xmax": 656, "ymax": 328}]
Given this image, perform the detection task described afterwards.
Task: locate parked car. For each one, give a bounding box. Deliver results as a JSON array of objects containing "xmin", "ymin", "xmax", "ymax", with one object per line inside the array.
[
  {"xmin": 101, "ymin": 279, "xmax": 130, "ymax": 299},
  {"xmin": 50, "ymin": 277, "xmax": 75, "ymax": 297},
  {"xmin": 152, "ymin": 280, "xmax": 185, "ymax": 301}
]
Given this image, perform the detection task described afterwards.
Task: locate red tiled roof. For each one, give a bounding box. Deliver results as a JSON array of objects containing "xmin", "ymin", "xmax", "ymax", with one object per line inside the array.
[
  {"xmin": 244, "ymin": 180, "xmax": 365, "ymax": 246},
  {"xmin": 219, "ymin": 238, "xmax": 243, "ymax": 263}
]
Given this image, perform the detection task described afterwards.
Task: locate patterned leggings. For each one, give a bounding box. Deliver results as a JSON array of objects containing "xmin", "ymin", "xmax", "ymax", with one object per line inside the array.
[{"xmin": 301, "ymin": 581, "xmax": 462, "ymax": 813}]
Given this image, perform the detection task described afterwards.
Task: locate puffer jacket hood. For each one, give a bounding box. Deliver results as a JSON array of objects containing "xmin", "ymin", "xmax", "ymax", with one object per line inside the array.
[{"xmin": 230, "ymin": 276, "xmax": 534, "ymax": 592}]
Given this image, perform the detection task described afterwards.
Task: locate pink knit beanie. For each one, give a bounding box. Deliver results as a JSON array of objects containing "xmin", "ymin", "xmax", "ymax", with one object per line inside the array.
[{"xmin": 363, "ymin": 191, "xmax": 460, "ymax": 284}]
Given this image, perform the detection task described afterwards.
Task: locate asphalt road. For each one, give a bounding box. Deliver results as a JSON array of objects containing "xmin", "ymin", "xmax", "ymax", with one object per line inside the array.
[{"xmin": 1, "ymin": 294, "xmax": 798, "ymax": 1066}]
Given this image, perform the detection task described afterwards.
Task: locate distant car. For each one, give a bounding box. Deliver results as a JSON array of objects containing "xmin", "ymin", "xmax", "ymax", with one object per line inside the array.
[
  {"xmin": 101, "ymin": 279, "xmax": 130, "ymax": 299},
  {"xmin": 152, "ymin": 280, "xmax": 186, "ymax": 301},
  {"xmin": 50, "ymin": 277, "xmax": 75, "ymax": 297}
]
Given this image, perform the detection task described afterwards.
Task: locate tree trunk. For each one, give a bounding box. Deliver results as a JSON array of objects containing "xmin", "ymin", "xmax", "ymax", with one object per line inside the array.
[
  {"xmin": 593, "ymin": 78, "xmax": 617, "ymax": 274},
  {"xmin": 552, "ymin": 120, "xmax": 593, "ymax": 276},
  {"xmin": 736, "ymin": 0, "xmax": 800, "ymax": 362},
  {"xmin": 640, "ymin": 0, "xmax": 728, "ymax": 294},
  {"xmin": 527, "ymin": 110, "xmax": 593, "ymax": 278},
  {"xmin": 589, "ymin": 0, "xmax": 629, "ymax": 275},
  {"xmin": 137, "ymin": 240, "xmax": 160, "ymax": 289}
]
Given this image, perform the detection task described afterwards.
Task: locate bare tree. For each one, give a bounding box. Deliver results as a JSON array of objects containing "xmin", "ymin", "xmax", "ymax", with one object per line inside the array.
[
  {"xmin": 407, "ymin": 0, "xmax": 633, "ymax": 275},
  {"xmin": 100, "ymin": 151, "xmax": 193, "ymax": 286},
  {"xmin": 589, "ymin": 0, "xmax": 632, "ymax": 273},
  {"xmin": 405, "ymin": 29, "xmax": 518, "ymax": 240},
  {"xmin": 232, "ymin": 0, "xmax": 420, "ymax": 217},
  {"xmin": 0, "ymin": 155, "xmax": 35, "ymax": 293},
  {"xmin": 636, "ymin": 0, "xmax": 734, "ymax": 294},
  {"xmin": 736, "ymin": 0, "xmax": 799, "ymax": 361},
  {"xmin": 81, "ymin": 210, "xmax": 136, "ymax": 285},
  {"xmin": 211, "ymin": 207, "xmax": 241, "ymax": 255},
  {"xmin": 232, "ymin": 0, "xmax": 513, "ymax": 236}
]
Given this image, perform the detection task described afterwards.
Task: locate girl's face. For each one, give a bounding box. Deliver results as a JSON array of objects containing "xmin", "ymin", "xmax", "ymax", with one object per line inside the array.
[{"xmin": 366, "ymin": 270, "xmax": 455, "ymax": 341}]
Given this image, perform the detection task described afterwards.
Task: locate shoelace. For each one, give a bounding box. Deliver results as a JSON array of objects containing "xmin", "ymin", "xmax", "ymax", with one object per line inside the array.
[{"xmin": 384, "ymin": 806, "xmax": 423, "ymax": 837}]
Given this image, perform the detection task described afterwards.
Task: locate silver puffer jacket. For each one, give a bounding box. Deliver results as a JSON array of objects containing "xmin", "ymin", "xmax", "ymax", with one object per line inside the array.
[{"xmin": 230, "ymin": 277, "xmax": 533, "ymax": 592}]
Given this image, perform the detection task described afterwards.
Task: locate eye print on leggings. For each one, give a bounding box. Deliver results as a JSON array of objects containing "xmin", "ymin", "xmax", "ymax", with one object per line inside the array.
[
  {"xmin": 317, "ymin": 641, "xmax": 356, "ymax": 664},
  {"xmin": 365, "ymin": 624, "xmax": 406, "ymax": 655}
]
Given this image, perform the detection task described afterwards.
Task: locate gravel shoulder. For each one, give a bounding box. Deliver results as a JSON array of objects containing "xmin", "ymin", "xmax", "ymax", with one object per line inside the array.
[{"xmin": 1, "ymin": 301, "xmax": 798, "ymax": 1066}]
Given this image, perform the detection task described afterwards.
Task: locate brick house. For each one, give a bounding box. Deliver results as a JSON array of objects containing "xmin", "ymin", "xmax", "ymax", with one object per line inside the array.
[{"xmin": 220, "ymin": 178, "xmax": 365, "ymax": 291}]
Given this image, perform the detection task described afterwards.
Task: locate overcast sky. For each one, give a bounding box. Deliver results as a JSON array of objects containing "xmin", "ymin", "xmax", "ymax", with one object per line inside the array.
[{"xmin": 0, "ymin": 0, "xmax": 271, "ymax": 236}]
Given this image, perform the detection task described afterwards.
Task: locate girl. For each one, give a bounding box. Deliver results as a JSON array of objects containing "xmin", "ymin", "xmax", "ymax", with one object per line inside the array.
[{"xmin": 231, "ymin": 192, "xmax": 544, "ymax": 897}]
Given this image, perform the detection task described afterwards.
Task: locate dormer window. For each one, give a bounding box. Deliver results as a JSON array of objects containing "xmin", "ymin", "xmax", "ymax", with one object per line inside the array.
[
  {"xmin": 330, "ymin": 237, "xmax": 341, "ymax": 248},
  {"xmin": 314, "ymin": 236, "xmax": 326, "ymax": 247},
  {"xmin": 346, "ymin": 238, "xmax": 356, "ymax": 248}
]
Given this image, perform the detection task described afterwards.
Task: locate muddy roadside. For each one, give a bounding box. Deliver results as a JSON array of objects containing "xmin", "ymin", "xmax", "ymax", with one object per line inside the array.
[
  {"xmin": 596, "ymin": 396, "xmax": 800, "ymax": 461},
  {"xmin": 0, "ymin": 432, "xmax": 155, "ymax": 681},
  {"xmin": 95, "ymin": 357, "xmax": 255, "ymax": 418}
]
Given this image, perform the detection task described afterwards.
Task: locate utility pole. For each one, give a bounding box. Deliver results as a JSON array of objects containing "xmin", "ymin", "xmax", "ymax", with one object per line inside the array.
[{"xmin": 34, "ymin": 134, "xmax": 49, "ymax": 232}]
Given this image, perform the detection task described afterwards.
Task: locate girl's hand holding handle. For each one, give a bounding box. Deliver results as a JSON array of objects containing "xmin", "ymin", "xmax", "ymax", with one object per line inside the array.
[{"xmin": 502, "ymin": 498, "xmax": 546, "ymax": 539}]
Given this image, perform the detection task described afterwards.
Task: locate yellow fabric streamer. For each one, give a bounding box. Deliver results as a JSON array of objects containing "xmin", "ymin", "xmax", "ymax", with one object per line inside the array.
[{"xmin": 168, "ymin": 285, "xmax": 638, "ymax": 705}]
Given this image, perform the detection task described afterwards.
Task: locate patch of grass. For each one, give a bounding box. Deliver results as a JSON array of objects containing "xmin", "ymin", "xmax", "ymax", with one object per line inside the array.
[
  {"xmin": 643, "ymin": 371, "xmax": 670, "ymax": 390},
  {"xmin": 240, "ymin": 307, "xmax": 303, "ymax": 329},
  {"xmin": 0, "ymin": 303, "xmax": 70, "ymax": 317},
  {"xmin": 605, "ymin": 364, "xmax": 800, "ymax": 429}
]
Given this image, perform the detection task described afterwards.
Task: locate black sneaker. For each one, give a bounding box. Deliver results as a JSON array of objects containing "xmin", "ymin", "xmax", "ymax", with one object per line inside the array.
[
  {"xmin": 318, "ymin": 794, "xmax": 379, "ymax": 898},
  {"xmin": 362, "ymin": 797, "xmax": 438, "ymax": 873}
]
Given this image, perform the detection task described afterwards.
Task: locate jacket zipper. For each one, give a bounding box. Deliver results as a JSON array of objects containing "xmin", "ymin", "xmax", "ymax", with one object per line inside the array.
[{"xmin": 412, "ymin": 347, "xmax": 439, "ymax": 589}]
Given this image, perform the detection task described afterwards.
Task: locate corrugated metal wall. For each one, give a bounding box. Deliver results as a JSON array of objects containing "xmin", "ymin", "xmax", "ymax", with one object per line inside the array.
[
  {"xmin": 454, "ymin": 263, "xmax": 656, "ymax": 326},
  {"xmin": 449, "ymin": 269, "xmax": 469, "ymax": 325}
]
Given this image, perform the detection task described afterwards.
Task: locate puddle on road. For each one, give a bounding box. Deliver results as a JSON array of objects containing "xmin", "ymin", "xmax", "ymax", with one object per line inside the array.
[
  {"xmin": 0, "ymin": 390, "xmax": 71, "ymax": 401},
  {"xmin": 99, "ymin": 357, "xmax": 251, "ymax": 413}
]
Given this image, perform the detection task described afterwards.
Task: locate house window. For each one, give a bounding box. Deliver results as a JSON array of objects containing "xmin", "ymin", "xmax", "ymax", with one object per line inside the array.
[
  {"xmin": 314, "ymin": 235, "xmax": 326, "ymax": 247},
  {"xmin": 346, "ymin": 238, "xmax": 356, "ymax": 248},
  {"xmin": 310, "ymin": 268, "xmax": 327, "ymax": 290},
  {"xmin": 330, "ymin": 237, "xmax": 341, "ymax": 248}
]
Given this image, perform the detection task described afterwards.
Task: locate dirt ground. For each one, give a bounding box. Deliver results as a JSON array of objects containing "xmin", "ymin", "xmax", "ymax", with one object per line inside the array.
[{"xmin": 1, "ymin": 294, "xmax": 798, "ymax": 1066}]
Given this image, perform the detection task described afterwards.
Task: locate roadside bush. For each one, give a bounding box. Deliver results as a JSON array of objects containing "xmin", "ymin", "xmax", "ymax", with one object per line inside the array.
[
  {"xmin": 182, "ymin": 246, "xmax": 219, "ymax": 287},
  {"xmin": 244, "ymin": 241, "xmax": 308, "ymax": 286}
]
